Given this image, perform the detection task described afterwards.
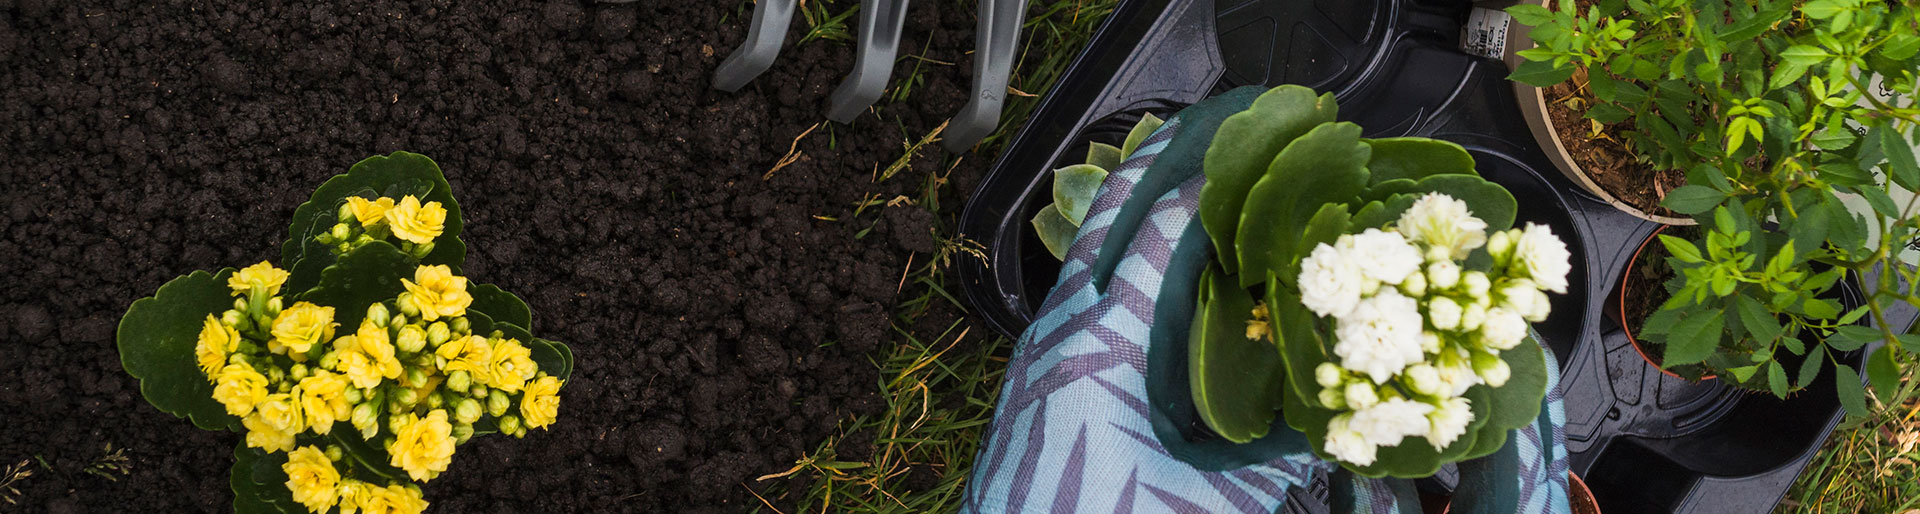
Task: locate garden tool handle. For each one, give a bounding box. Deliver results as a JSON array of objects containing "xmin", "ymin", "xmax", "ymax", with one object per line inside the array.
[
  {"xmin": 942, "ymin": 0, "xmax": 1029, "ymax": 153},
  {"xmin": 713, "ymin": 0, "xmax": 798, "ymax": 92},
  {"xmin": 827, "ymin": 0, "xmax": 913, "ymax": 123}
]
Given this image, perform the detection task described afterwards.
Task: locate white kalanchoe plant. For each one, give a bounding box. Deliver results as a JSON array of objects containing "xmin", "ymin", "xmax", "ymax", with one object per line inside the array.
[{"xmin": 1297, "ymin": 192, "xmax": 1570, "ymax": 466}]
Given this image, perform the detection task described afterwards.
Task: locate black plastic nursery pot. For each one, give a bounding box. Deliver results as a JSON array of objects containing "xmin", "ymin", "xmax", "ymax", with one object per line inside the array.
[{"xmin": 953, "ymin": 0, "xmax": 1920, "ymax": 512}]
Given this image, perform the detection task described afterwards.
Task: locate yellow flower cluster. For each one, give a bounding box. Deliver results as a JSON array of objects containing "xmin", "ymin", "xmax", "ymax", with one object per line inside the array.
[
  {"xmin": 320, "ymin": 195, "xmax": 448, "ymax": 258},
  {"xmin": 196, "ymin": 260, "xmax": 561, "ymax": 513}
]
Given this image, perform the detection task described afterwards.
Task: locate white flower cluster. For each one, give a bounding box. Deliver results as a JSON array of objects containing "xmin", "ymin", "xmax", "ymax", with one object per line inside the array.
[{"xmin": 1294, "ymin": 193, "xmax": 1571, "ymax": 466}]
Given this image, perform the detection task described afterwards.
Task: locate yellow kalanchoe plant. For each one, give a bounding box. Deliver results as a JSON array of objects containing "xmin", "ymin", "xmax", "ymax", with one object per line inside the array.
[{"xmin": 118, "ymin": 152, "xmax": 574, "ymax": 514}]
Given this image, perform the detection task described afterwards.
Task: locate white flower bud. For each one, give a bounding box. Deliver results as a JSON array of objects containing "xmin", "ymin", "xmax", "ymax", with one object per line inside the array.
[
  {"xmin": 1399, "ymin": 270, "xmax": 1427, "ymax": 298},
  {"xmin": 1421, "ymin": 331, "xmax": 1442, "ymax": 353},
  {"xmin": 1319, "ymin": 387, "xmax": 1347, "ymax": 410},
  {"xmin": 1427, "ymin": 297, "xmax": 1463, "ymax": 331},
  {"xmin": 1527, "ymin": 290, "xmax": 1552, "ymax": 322},
  {"xmin": 1425, "ymin": 244, "xmax": 1452, "ymax": 263},
  {"xmin": 1461, "ymin": 302, "xmax": 1488, "ymax": 331},
  {"xmin": 1473, "ymin": 351, "xmax": 1511, "ymax": 387},
  {"xmin": 1325, "ymin": 414, "xmax": 1378, "ymax": 466},
  {"xmin": 1478, "ymin": 308, "xmax": 1530, "ymax": 351},
  {"xmin": 1345, "ymin": 382, "xmax": 1380, "ymax": 410},
  {"xmin": 1463, "ymin": 271, "xmax": 1490, "ymax": 298},
  {"xmin": 1427, "ymin": 261, "xmax": 1460, "ymax": 290},
  {"xmin": 1403, "ymin": 364, "xmax": 1443, "ymax": 397},
  {"xmin": 1488, "ymin": 230, "xmax": 1516, "ymax": 265},
  {"xmin": 1315, "ymin": 363, "xmax": 1346, "ymax": 388}
]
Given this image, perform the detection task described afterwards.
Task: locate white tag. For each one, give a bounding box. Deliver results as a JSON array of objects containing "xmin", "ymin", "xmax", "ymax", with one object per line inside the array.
[{"xmin": 1461, "ymin": 8, "xmax": 1511, "ymax": 60}]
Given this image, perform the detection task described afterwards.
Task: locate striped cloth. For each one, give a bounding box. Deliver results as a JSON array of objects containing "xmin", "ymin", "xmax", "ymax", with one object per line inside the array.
[{"xmin": 960, "ymin": 88, "xmax": 1572, "ymax": 514}]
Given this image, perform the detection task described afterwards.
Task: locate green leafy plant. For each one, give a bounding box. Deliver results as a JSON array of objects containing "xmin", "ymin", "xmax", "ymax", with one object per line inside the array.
[
  {"xmin": 117, "ymin": 152, "xmax": 575, "ymax": 513},
  {"xmin": 1187, "ymin": 86, "xmax": 1569, "ymax": 477},
  {"xmin": 1511, "ymin": 0, "xmax": 1920, "ymax": 411},
  {"xmin": 1032, "ymin": 114, "xmax": 1165, "ymax": 259}
]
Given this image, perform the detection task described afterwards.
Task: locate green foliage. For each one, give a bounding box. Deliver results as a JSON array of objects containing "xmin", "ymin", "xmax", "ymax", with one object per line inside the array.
[
  {"xmin": 1200, "ymin": 85, "xmax": 1340, "ymax": 275},
  {"xmin": 117, "ymin": 269, "xmax": 244, "ymax": 432},
  {"xmin": 1234, "ymin": 122, "xmax": 1371, "ymax": 288},
  {"xmin": 281, "ymin": 151, "xmax": 467, "ymax": 279},
  {"xmin": 1188, "ymin": 265, "xmax": 1285, "ymax": 443},
  {"xmin": 1052, "ymin": 164, "xmax": 1110, "ymax": 225},
  {"xmin": 1513, "ymin": 0, "xmax": 1920, "ymax": 409}
]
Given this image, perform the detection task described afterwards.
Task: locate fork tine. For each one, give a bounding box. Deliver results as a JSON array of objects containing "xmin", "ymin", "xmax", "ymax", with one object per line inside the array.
[
  {"xmin": 941, "ymin": 0, "xmax": 1028, "ymax": 153},
  {"xmin": 713, "ymin": 0, "xmax": 799, "ymax": 92},
  {"xmin": 827, "ymin": 0, "xmax": 913, "ymax": 123}
]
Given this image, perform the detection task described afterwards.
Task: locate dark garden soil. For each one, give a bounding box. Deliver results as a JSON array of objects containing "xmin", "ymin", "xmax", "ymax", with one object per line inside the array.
[
  {"xmin": 1544, "ymin": 66, "xmax": 1687, "ymax": 218},
  {"xmin": 0, "ymin": 1, "xmax": 994, "ymax": 512}
]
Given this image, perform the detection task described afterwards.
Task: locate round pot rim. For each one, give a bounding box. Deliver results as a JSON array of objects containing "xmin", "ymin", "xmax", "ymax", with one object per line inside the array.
[
  {"xmin": 1619, "ymin": 224, "xmax": 1717, "ymax": 380},
  {"xmin": 1503, "ymin": 0, "xmax": 1695, "ymax": 227}
]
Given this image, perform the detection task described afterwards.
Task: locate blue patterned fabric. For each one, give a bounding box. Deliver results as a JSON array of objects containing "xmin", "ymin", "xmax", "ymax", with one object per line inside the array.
[{"xmin": 960, "ymin": 103, "xmax": 1572, "ymax": 514}]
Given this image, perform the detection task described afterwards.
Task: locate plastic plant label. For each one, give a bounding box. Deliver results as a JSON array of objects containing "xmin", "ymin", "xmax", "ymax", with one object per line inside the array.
[{"xmin": 1460, "ymin": 8, "xmax": 1511, "ymax": 60}]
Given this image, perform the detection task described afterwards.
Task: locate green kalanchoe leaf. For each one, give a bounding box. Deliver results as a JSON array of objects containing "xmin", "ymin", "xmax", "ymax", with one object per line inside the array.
[
  {"xmin": 282, "ymin": 151, "xmax": 468, "ymax": 287},
  {"xmin": 1087, "ymin": 143, "xmax": 1124, "ymax": 172},
  {"xmin": 1190, "ymin": 264, "xmax": 1284, "ymax": 443},
  {"xmin": 1053, "ymin": 164, "xmax": 1111, "ymax": 226},
  {"xmin": 118, "ymin": 268, "xmax": 243, "ymax": 432},
  {"xmin": 329, "ymin": 422, "xmax": 410, "ymax": 482},
  {"xmin": 470, "ymin": 310, "xmax": 574, "ymax": 381},
  {"xmin": 1201, "ymin": 85, "xmax": 1338, "ymax": 274},
  {"xmin": 1400, "ymin": 174, "xmax": 1517, "ymax": 231},
  {"xmin": 298, "ymin": 241, "xmax": 415, "ymax": 331},
  {"xmin": 468, "ymin": 283, "xmax": 534, "ymax": 332},
  {"xmin": 1120, "ymin": 113, "xmax": 1166, "ymax": 159},
  {"xmin": 1031, "ymin": 203, "xmax": 1079, "ymax": 261},
  {"xmin": 1236, "ymin": 122, "xmax": 1371, "ymax": 288},
  {"xmin": 232, "ymin": 442, "xmax": 296, "ymax": 514},
  {"xmin": 1480, "ymin": 339, "xmax": 1548, "ymax": 433},
  {"xmin": 1362, "ymin": 138, "xmax": 1476, "ymax": 185}
]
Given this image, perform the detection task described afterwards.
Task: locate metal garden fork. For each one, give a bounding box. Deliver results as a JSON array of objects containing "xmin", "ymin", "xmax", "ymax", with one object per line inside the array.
[{"xmin": 710, "ymin": 0, "xmax": 1030, "ymax": 153}]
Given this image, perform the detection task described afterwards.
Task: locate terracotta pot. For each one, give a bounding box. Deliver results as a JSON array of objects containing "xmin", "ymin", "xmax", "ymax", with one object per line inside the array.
[
  {"xmin": 1618, "ymin": 225, "xmax": 1715, "ymax": 380},
  {"xmin": 1500, "ymin": 0, "xmax": 1693, "ymax": 226}
]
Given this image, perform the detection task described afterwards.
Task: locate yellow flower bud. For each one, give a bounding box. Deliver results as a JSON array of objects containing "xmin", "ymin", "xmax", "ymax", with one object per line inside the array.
[
  {"xmin": 394, "ymin": 387, "xmax": 420, "ymax": 407},
  {"xmin": 499, "ymin": 415, "xmax": 523, "ymax": 437},
  {"xmin": 347, "ymin": 196, "xmax": 397, "ymax": 227},
  {"xmin": 396, "ymin": 325, "xmax": 427, "ymax": 353},
  {"xmin": 487, "ymin": 389, "xmax": 510, "ymax": 417},
  {"xmin": 212, "ymin": 362, "xmax": 269, "ymax": 417},
  {"xmin": 325, "ymin": 445, "xmax": 343, "ymax": 462},
  {"xmin": 271, "ymin": 302, "xmax": 337, "ymax": 355},
  {"xmin": 484, "ymin": 338, "xmax": 537, "ymax": 393},
  {"xmin": 387, "ymin": 409, "xmax": 456, "ymax": 482},
  {"xmin": 520, "ymin": 375, "xmax": 563, "ymax": 431},
  {"xmin": 401, "ymin": 265, "xmax": 471, "ymax": 322},
  {"xmin": 383, "ymin": 195, "xmax": 446, "ymax": 245},
  {"xmin": 228, "ymin": 261, "xmax": 290, "ymax": 296},
  {"xmin": 446, "ymin": 370, "xmax": 472, "ymax": 393},
  {"xmin": 367, "ymin": 303, "xmax": 392, "ymax": 329},
  {"xmin": 449, "ymin": 316, "xmax": 470, "ymax": 335},
  {"xmin": 425, "ymin": 391, "xmax": 445, "ymax": 409},
  {"xmin": 255, "ymin": 393, "xmax": 306, "ymax": 434},
  {"xmin": 426, "ymin": 322, "xmax": 450, "ymax": 346},
  {"xmin": 282, "ymin": 446, "xmax": 340, "ymax": 513},
  {"xmin": 336, "ymin": 479, "xmax": 375, "ymax": 514},
  {"xmin": 454, "ymin": 397, "xmax": 482, "ymax": 425},
  {"xmin": 296, "ymin": 371, "xmax": 351, "ymax": 435},
  {"xmin": 351, "ymin": 402, "xmax": 380, "ymax": 439},
  {"xmin": 195, "ymin": 315, "xmax": 241, "ymax": 379},
  {"xmin": 452, "ymin": 423, "xmax": 475, "ymax": 445}
]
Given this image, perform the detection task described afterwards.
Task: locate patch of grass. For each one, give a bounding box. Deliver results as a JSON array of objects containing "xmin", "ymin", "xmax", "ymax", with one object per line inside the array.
[
  {"xmin": 1782, "ymin": 346, "xmax": 1920, "ymax": 514},
  {"xmin": 2, "ymin": 459, "xmax": 30, "ymax": 506},
  {"xmin": 756, "ymin": 1, "xmax": 1118, "ymax": 513}
]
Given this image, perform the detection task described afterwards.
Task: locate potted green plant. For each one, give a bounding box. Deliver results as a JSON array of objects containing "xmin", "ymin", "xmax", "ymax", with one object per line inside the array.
[
  {"xmin": 1181, "ymin": 86, "xmax": 1573, "ymax": 476},
  {"xmin": 1032, "ymin": 114, "xmax": 1165, "ymax": 260},
  {"xmin": 1509, "ymin": 0, "xmax": 1920, "ymax": 412},
  {"xmin": 118, "ymin": 152, "xmax": 575, "ymax": 513}
]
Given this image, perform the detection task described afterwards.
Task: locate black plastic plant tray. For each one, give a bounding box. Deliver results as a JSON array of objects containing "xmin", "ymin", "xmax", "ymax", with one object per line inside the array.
[{"xmin": 954, "ymin": 0, "xmax": 1920, "ymax": 512}]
